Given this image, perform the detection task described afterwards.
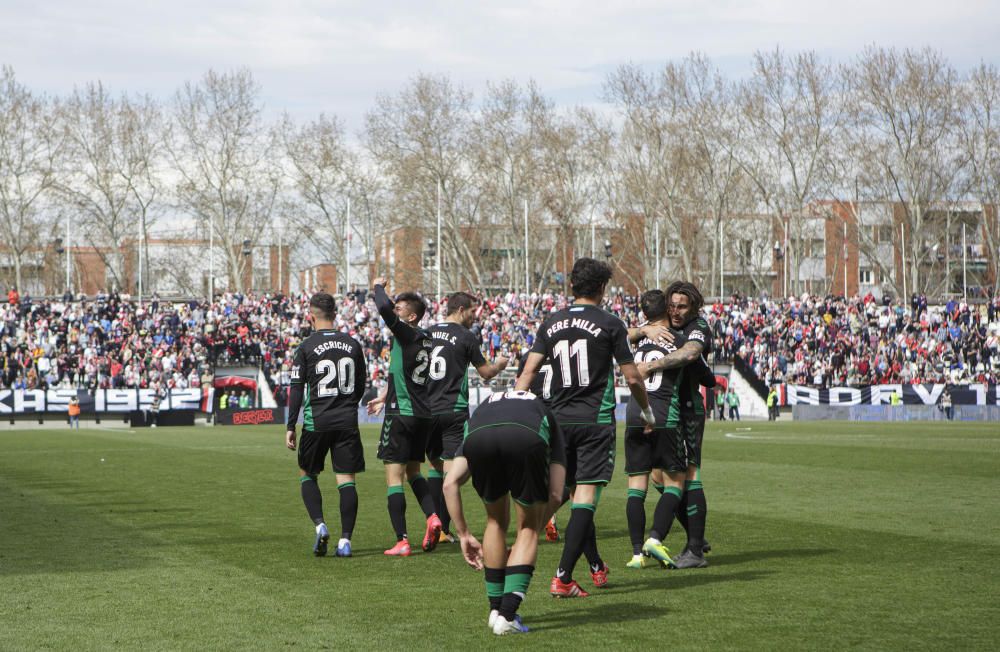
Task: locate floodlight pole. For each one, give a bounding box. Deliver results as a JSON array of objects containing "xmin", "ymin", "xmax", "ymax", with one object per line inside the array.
[
  {"xmin": 962, "ymin": 222, "xmax": 967, "ymax": 300},
  {"xmin": 345, "ymin": 197, "xmax": 351, "ymax": 295},
  {"xmin": 436, "ymin": 181, "xmax": 442, "ymax": 298},
  {"xmin": 65, "ymin": 213, "xmax": 71, "ymax": 293},
  {"xmin": 524, "ymin": 199, "xmax": 529, "ymax": 296}
]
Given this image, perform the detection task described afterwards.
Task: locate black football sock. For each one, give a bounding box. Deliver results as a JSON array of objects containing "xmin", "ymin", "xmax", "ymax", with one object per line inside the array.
[
  {"xmin": 407, "ymin": 474, "xmax": 436, "ymax": 518},
  {"xmin": 582, "ymin": 520, "xmax": 604, "ymax": 572},
  {"xmin": 427, "ymin": 469, "xmax": 451, "ymax": 532},
  {"xmin": 684, "ymin": 481, "xmax": 707, "ymax": 554},
  {"xmin": 675, "ymin": 490, "xmax": 690, "ymax": 534},
  {"xmin": 387, "ymin": 485, "xmax": 407, "ymax": 541},
  {"xmin": 337, "ymin": 481, "xmax": 358, "ymax": 540},
  {"xmin": 626, "ymin": 488, "xmax": 647, "ymax": 555},
  {"xmin": 649, "ymin": 486, "xmax": 683, "ymax": 541},
  {"xmin": 499, "ymin": 565, "xmax": 534, "ymax": 620},
  {"xmin": 300, "ymin": 475, "xmax": 324, "ymax": 525},
  {"xmin": 485, "ymin": 567, "xmax": 505, "ymax": 612},
  {"xmin": 556, "ymin": 504, "xmax": 594, "ymax": 583}
]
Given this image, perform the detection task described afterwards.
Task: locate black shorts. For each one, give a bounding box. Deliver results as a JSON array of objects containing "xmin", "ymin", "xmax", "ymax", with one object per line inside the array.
[
  {"xmin": 463, "ymin": 426, "xmax": 551, "ymax": 506},
  {"xmin": 562, "ymin": 423, "xmax": 616, "ymax": 485},
  {"xmin": 678, "ymin": 413, "xmax": 705, "ymax": 469},
  {"xmin": 624, "ymin": 426, "xmax": 673, "ymax": 475},
  {"xmin": 426, "ymin": 412, "xmax": 469, "ymax": 461},
  {"xmin": 377, "ymin": 414, "xmax": 431, "ymax": 464},
  {"xmin": 298, "ymin": 427, "xmax": 366, "ymax": 475}
]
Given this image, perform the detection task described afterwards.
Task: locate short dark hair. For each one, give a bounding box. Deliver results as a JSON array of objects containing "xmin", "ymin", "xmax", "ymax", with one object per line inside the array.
[
  {"xmin": 664, "ymin": 280, "xmax": 704, "ymax": 316},
  {"xmin": 640, "ymin": 289, "xmax": 667, "ymax": 321},
  {"xmin": 396, "ymin": 291, "xmax": 427, "ymax": 321},
  {"xmin": 446, "ymin": 291, "xmax": 478, "ymax": 316},
  {"xmin": 570, "ymin": 258, "xmax": 612, "ymax": 300},
  {"xmin": 309, "ymin": 292, "xmax": 336, "ymax": 320}
]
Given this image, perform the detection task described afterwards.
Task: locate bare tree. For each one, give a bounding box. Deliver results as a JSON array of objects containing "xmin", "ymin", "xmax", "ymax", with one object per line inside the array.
[
  {"xmin": 737, "ymin": 48, "xmax": 846, "ymax": 296},
  {"xmin": 605, "ymin": 62, "xmax": 697, "ymax": 286},
  {"xmin": 0, "ymin": 66, "xmax": 62, "ymax": 292},
  {"xmin": 58, "ymin": 82, "xmax": 163, "ymax": 293},
  {"xmin": 960, "ymin": 62, "xmax": 1000, "ymax": 296},
  {"xmin": 365, "ymin": 74, "xmax": 484, "ymax": 293},
  {"xmin": 845, "ymin": 47, "xmax": 969, "ymax": 297},
  {"xmin": 282, "ymin": 113, "xmax": 353, "ymax": 289},
  {"xmin": 168, "ymin": 69, "xmax": 281, "ymax": 295}
]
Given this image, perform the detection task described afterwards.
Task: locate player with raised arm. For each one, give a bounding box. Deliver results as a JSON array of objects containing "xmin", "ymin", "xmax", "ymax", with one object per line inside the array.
[
  {"xmin": 443, "ymin": 389, "xmax": 566, "ymax": 635},
  {"xmin": 368, "ymin": 277, "xmax": 441, "ymax": 556},
  {"xmin": 637, "ymin": 280, "xmax": 713, "ymax": 568},
  {"xmin": 425, "ymin": 291, "xmax": 508, "ymax": 542},
  {"xmin": 516, "ymin": 257, "xmax": 656, "ymax": 597},
  {"xmin": 285, "ymin": 293, "xmax": 367, "ymax": 557}
]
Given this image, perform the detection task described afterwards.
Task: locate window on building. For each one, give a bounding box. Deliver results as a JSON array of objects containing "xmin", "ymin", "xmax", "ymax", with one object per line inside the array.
[
  {"xmin": 664, "ymin": 239, "xmax": 681, "ymax": 257},
  {"xmin": 739, "ymin": 240, "xmax": 753, "ymax": 262},
  {"xmin": 874, "ymin": 225, "xmax": 894, "ymax": 244},
  {"xmin": 859, "ymin": 269, "xmax": 873, "ymax": 285},
  {"xmin": 811, "ymin": 238, "xmax": 825, "ymax": 257}
]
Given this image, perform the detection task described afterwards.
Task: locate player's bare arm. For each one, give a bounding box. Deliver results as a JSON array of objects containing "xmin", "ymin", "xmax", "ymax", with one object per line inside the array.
[
  {"xmin": 475, "ymin": 354, "xmax": 509, "ymax": 380},
  {"xmin": 639, "ymin": 340, "xmax": 705, "ymax": 375},
  {"xmin": 443, "ymin": 456, "xmax": 483, "ymax": 569},
  {"xmin": 514, "ymin": 352, "xmax": 544, "ymax": 391}
]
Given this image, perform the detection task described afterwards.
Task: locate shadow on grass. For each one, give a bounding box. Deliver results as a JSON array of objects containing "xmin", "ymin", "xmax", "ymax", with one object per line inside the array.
[
  {"xmin": 706, "ymin": 547, "xmax": 835, "ymax": 566},
  {"xmin": 599, "ymin": 568, "xmax": 774, "ymax": 594},
  {"xmin": 529, "ymin": 601, "xmax": 666, "ymax": 631}
]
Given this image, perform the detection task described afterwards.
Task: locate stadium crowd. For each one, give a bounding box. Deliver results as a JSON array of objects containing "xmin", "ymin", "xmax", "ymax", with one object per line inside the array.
[{"xmin": 1, "ymin": 286, "xmax": 998, "ymax": 396}]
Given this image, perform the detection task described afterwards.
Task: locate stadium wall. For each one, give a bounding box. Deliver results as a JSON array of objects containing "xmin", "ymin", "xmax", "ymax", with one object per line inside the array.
[{"xmin": 792, "ymin": 405, "xmax": 1000, "ymax": 421}]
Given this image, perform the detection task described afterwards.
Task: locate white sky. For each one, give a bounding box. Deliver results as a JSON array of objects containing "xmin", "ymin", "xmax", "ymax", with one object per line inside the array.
[{"xmin": 2, "ymin": 0, "xmax": 998, "ymax": 134}]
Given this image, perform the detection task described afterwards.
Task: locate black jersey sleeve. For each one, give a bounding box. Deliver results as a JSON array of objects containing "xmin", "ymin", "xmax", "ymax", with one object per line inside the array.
[
  {"xmin": 374, "ymin": 284, "xmax": 419, "ymax": 345},
  {"xmin": 610, "ymin": 318, "xmax": 634, "ymax": 365},
  {"xmin": 467, "ymin": 332, "xmax": 487, "ymax": 368},
  {"xmin": 286, "ymin": 344, "xmax": 306, "ymax": 428},
  {"xmin": 686, "ymin": 317, "xmax": 712, "ymax": 353},
  {"xmin": 529, "ymin": 321, "xmax": 549, "ymax": 355},
  {"xmin": 352, "ymin": 343, "xmax": 367, "ymax": 406}
]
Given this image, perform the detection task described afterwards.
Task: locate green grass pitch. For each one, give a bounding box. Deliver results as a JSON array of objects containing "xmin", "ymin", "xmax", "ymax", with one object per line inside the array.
[{"xmin": 1, "ymin": 420, "xmax": 998, "ymax": 650}]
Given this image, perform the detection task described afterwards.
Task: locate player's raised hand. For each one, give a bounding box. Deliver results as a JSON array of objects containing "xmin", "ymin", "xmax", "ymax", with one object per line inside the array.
[
  {"xmin": 372, "ymin": 276, "xmax": 388, "ymax": 288},
  {"xmin": 366, "ymin": 396, "xmax": 385, "ymax": 415},
  {"xmin": 494, "ymin": 354, "xmax": 509, "ymax": 369},
  {"xmin": 459, "ymin": 533, "xmax": 484, "ymax": 570},
  {"xmin": 285, "ymin": 429, "xmax": 297, "ymax": 450}
]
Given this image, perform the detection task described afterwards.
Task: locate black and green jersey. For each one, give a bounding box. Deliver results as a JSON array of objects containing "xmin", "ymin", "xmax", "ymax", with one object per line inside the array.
[
  {"xmin": 625, "ymin": 332, "xmax": 684, "ymax": 428},
  {"xmin": 461, "ymin": 389, "xmax": 566, "ymax": 466},
  {"xmin": 676, "ymin": 315, "xmax": 713, "ymax": 416},
  {"xmin": 286, "ymin": 329, "xmax": 367, "ymax": 430},
  {"xmin": 528, "ymin": 303, "xmax": 633, "ymax": 425},
  {"xmin": 425, "ymin": 321, "xmax": 488, "ymax": 414},
  {"xmin": 374, "ymin": 285, "xmax": 432, "ymax": 418}
]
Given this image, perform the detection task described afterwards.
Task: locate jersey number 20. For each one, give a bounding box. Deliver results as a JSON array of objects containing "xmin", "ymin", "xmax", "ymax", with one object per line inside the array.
[{"xmin": 316, "ymin": 359, "xmax": 356, "ymax": 397}]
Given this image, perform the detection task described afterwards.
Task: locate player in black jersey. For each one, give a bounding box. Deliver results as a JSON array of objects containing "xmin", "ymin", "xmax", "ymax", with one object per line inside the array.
[
  {"xmin": 368, "ymin": 278, "xmax": 441, "ymax": 557},
  {"xmin": 637, "ymin": 281, "xmax": 713, "ymax": 568},
  {"xmin": 516, "ymin": 352, "xmax": 561, "ymax": 542},
  {"xmin": 285, "ymin": 293, "xmax": 367, "ymax": 557},
  {"xmin": 442, "ymin": 390, "xmax": 566, "ymax": 635},
  {"xmin": 516, "ymin": 257, "xmax": 656, "ymax": 597},
  {"xmin": 425, "ymin": 292, "xmax": 508, "ymax": 543},
  {"xmin": 622, "ymin": 289, "xmax": 713, "ymax": 568}
]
